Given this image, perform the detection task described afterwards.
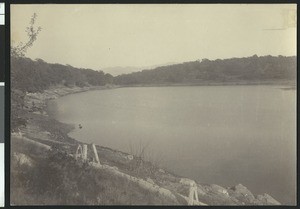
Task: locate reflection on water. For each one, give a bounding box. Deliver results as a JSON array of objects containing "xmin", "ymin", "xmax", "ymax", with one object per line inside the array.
[{"xmin": 53, "ymin": 86, "xmax": 296, "ymax": 205}]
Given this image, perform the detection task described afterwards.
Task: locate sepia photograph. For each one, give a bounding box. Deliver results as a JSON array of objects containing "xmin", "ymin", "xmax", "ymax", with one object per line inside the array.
[{"xmin": 10, "ymin": 4, "xmax": 296, "ymax": 205}]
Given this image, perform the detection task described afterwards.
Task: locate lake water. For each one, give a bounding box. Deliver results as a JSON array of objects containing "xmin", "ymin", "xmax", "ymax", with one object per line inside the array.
[{"xmin": 52, "ymin": 86, "xmax": 296, "ymax": 205}]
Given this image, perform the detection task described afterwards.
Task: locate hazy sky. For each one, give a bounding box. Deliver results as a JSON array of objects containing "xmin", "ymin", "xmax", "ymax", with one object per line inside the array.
[{"xmin": 11, "ymin": 4, "xmax": 296, "ymax": 71}]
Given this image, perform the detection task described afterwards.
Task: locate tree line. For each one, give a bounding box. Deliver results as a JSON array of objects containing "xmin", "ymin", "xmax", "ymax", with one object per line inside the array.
[
  {"xmin": 11, "ymin": 57, "xmax": 113, "ymax": 93},
  {"xmin": 11, "ymin": 54, "xmax": 296, "ymax": 95},
  {"xmin": 114, "ymin": 55, "xmax": 296, "ymax": 85}
]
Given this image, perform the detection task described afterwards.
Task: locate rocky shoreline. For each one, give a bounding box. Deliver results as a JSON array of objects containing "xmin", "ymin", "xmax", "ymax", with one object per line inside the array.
[{"xmin": 11, "ymin": 85, "xmax": 282, "ymax": 205}]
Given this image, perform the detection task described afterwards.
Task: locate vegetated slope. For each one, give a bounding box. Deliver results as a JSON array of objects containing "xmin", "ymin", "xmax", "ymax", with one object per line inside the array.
[
  {"xmin": 11, "ymin": 57, "xmax": 114, "ymax": 93},
  {"xmin": 11, "ymin": 139, "xmax": 178, "ymax": 205},
  {"xmin": 114, "ymin": 55, "xmax": 296, "ymax": 85},
  {"xmin": 11, "ymin": 57, "xmax": 114, "ymax": 132}
]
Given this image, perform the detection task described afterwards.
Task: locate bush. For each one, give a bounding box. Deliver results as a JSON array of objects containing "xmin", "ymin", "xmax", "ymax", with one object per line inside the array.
[{"xmin": 11, "ymin": 149, "xmax": 178, "ymax": 205}]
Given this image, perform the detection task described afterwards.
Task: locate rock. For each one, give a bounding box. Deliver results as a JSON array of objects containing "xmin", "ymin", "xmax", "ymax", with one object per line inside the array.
[
  {"xmin": 230, "ymin": 184, "xmax": 254, "ymax": 198},
  {"xmin": 146, "ymin": 177, "xmax": 155, "ymax": 184},
  {"xmin": 196, "ymin": 184, "xmax": 206, "ymax": 195},
  {"xmin": 256, "ymin": 193, "xmax": 281, "ymax": 205},
  {"xmin": 12, "ymin": 152, "xmax": 34, "ymax": 167},
  {"xmin": 210, "ymin": 184, "xmax": 229, "ymax": 195},
  {"xmin": 158, "ymin": 168, "xmax": 165, "ymax": 173},
  {"xmin": 126, "ymin": 154, "xmax": 133, "ymax": 161},
  {"xmin": 228, "ymin": 184, "xmax": 256, "ymax": 205},
  {"xmin": 111, "ymin": 166, "xmax": 118, "ymax": 170},
  {"xmin": 180, "ymin": 178, "xmax": 196, "ymax": 186}
]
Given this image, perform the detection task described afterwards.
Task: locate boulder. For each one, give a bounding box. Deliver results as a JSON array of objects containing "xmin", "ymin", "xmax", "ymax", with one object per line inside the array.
[
  {"xmin": 256, "ymin": 193, "xmax": 281, "ymax": 205},
  {"xmin": 146, "ymin": 177, "xmax": 155, "ymax": 184},
  {"xmin": 210, "ymin": 184, "xmax": 229, "ymax": 195},
  {"xmin": 12, "ymin": 152, "xmax": 34, "ymax": 167}
]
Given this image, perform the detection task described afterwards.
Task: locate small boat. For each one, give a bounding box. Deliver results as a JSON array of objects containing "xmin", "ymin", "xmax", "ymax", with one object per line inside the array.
[{"xmin": 79, "ymin": 124, "xmax": 82, "ymax": 129}]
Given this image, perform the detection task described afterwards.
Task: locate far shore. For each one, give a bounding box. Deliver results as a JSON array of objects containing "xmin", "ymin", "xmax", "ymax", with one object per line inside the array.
[
  {"xmin": 111, "ymin": 78, "xmax": 295, "ymax": 89},
  {"xmin": 45, "ymin": 80, "xmax": 296, "ymax": 138}
]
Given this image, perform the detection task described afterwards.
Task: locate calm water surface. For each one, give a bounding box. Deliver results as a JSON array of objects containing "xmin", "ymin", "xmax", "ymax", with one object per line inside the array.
[{"xmin": 52, "ymin": 86, "xmax": 296, "ymax": 204}]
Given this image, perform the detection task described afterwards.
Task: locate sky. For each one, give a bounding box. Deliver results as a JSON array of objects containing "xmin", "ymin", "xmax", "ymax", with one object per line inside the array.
[{"xmin": 11, "ymin": 4, "xmax": 297, "ymax": 73}]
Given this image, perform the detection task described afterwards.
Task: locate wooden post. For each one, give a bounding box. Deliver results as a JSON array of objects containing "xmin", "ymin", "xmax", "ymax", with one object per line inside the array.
[
  {"xmin": 82, "ymin": 144, "xmax": 88, "ymax": 161},
  {"xmin": 75, "ymin": 145, "xmax": 83, "ymax": 160},
  {"xmin": 194, "ymin": 183, "xmax": 199, "ymax": 202},
  {"xmin": 188, "ymin": 181, "xmax": 199, "ymax": 205},
  {"xmin": 92, "ymin": 143, "xmax": 100, "ymax": 164},
  {"xmin": 180, "ymin": 178, "xmax": 200, "ymax": 205}
]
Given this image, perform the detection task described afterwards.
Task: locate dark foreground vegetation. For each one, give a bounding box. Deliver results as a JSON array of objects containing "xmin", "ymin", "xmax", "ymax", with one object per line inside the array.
[{"xmin": 11, "ymin": 138, "xmax": 175, "ymax": 205}]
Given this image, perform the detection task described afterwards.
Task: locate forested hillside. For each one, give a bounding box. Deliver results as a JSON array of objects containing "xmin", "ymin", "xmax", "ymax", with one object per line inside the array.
[
  {"xmin": 11, "ymin": 55, "xmax": 296, "ymax": 92},
  {"xmin": 11, "ymin": 57, "xmax": 113, "ymax": 93},
  {"xmin": 114, "ymin": 55, "xmax": 296, "ymax": 85},
  {"xmin": 11, "ymin": 57, "xmax": 113, "ymax": 131}
]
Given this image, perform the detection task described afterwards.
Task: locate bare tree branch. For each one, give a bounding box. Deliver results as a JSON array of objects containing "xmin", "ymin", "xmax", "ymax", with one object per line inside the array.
[{"xmin": 11, "ymin": 13, "xmax": 42, "ymax": 58}]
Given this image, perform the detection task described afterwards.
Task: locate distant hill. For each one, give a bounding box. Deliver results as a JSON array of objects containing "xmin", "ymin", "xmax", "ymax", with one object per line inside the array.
[
  {"xmin": 11, "ymin": 55, "xmax": 296, "ymax": 93},
  {"xmin": 101, "ymin": 66, "xmax": 142, "ymax": 76},
  {"xmin": 102, "ymin": 62, "xmax": 179, "ymax": 76},
  {"xmin": 113, "ymin": 55, "xmax": 296, "ymax": 86}
]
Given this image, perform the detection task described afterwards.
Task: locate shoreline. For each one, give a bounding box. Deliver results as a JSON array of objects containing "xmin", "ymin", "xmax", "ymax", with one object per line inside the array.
[
  {"xmin": 44, "ymin": 82, "xmax": 295, "ymax": 154},
  {"xmin": 31, "ymin": 84, "xmax": 120, "ymax": 146},
  {"xmin": 115, "ymin": 79, "xmax": 296, "ymax": 88},
  {"xmin": 11, "ymin": 84, "xmax": 285, "ymax": 205}
]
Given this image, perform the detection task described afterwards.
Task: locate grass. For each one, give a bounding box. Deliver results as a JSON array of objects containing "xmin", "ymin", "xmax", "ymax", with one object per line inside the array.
[{"xmin": 11, "ymin": 139, "xmax": 179, "ymax": 205}]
